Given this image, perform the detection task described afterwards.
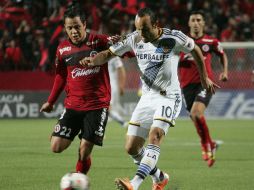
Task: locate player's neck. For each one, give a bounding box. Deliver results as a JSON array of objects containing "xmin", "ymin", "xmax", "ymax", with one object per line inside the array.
[
  {"xmin": 191, "ymin": 31, "xmax": 204, "ymax": 39},
  {"xmin": 150, "ymin": 27, "xmax": 162, "ymax": 42}
]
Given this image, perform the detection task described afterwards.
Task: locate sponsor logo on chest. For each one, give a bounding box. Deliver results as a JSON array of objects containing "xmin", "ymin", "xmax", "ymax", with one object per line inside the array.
[
  {"xmin": 71, "ymin": 67, "xmax": 100, "ymax": 78},
  {"xmin": 59, "ymin": 46, "xmax": 71, "ymax": 55}
]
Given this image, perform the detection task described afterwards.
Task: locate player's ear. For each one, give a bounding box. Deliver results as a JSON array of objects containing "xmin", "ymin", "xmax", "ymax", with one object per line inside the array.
[
  {"xmin": 188, "ymin": 19, "xmax": 191, "ymax": 27},
  {"xmin": 83, "ymin": 21, "xmax": 86, "ymax": 30},
  {"xmin": 152, "ymin": 21, "xmax": 158, "ymax": 29},
  {"xmin": 63, "ymin": 25, "xmax": 68, "ymax": 35}
]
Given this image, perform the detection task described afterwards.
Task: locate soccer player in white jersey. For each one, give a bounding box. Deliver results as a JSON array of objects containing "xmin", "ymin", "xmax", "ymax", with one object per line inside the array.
[
  {"xmin": 108, "ymin": 57, "xmax": 127, "ymax": 127},
  {"xmin": 80, "ymin": 7, "xmax": 218, "ymax": 190}
]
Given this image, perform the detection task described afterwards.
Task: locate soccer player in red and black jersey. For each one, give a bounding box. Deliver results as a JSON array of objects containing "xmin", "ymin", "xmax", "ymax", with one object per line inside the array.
[
  {"xmin": 40, "ymin": 4, "xmax": 115, "ymax": 174},
  {"xmin": 179, "ymin": 10, "xmax": 228, "ymax": 167}
]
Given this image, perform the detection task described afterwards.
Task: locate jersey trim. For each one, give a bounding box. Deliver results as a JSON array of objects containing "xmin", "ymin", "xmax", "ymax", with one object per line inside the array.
[
  {"xmin": 129, "ymin": 122, "xmax": 141, "ymax": 127},
  {"xmin": 154, "ymin": 118, "xmax": 175, "ymax": 127},
  {"xmin": 108, "ymin": 48, "xmax": 117, "ymax": 56}
]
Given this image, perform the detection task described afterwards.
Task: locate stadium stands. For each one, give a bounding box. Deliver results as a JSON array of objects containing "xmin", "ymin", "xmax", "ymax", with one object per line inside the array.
[{"xmin": 0, "ymin": 0, "xmax": 253, "ymax": 72}]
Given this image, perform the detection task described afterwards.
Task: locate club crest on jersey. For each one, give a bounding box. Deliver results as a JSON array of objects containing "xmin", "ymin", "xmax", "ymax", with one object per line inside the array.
[
  {"xmin": 202, "ymin": 44, "xmax": 210, "ymax": 52},
  {"xmin": 59, "ymin": 46, "xmax": 71, "ymax": 55},
  {"xmin": 54, "ymin": 124, "xmax": 61, "ymax": 133},
  {"xmin": 90, "ymin": 50, "xmax": 98, "ymax": 57},
  {"xmin": 156, "ymin": 38, "xmax": 175, "ymax": 54}
]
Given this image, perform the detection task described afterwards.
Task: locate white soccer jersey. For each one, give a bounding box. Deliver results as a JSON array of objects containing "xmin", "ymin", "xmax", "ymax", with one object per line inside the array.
[
  {"xmin": 108, "ymin": 57, "xmax": 123, "ymax": 106},
  {"xmin": 109, "ymin": 28, "xmax": 195, "ymax": 94},
  {"xmin": 108, "ymin": 57, "xmax": 123, "ymax": 90}
]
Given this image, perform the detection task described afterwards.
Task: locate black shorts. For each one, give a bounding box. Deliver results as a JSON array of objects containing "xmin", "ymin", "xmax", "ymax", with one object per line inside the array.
[
  {"xmin": 52, "ymin": 108, "xmax": 109, "ymax": 146},
  {"xmin": 182, "ymin": 83, "xmax": 212, "ymax": 112}
]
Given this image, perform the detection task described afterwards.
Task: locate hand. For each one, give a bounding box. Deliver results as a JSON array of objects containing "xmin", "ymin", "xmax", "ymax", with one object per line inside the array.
[
  {"xmin": 219, "ymin": 72, "xmax": 228, "ymax": 82},
  {"xmin": 201, "ymin": 77, "xmax": 220, "ymax": 94},
  {"xmin": 251, "ymin": 73, "xmax": 254, "ymax": 84},
  {"xmin": 119, "ymin": 87, "xmax": 124, "ymax": 96},
  {"xmin": 40, "ymin": 102, "xmax": 54, "ymax": 113},
  {"xmin": 79, "ymin": 57, "xmax": 94, "ymax": 67},
  {"xmin": 107, "ymin": 35, "xmax": 121, "ymax": 44}
]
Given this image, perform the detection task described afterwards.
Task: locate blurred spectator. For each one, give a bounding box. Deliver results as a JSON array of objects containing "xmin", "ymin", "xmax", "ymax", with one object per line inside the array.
[
  {"xmin": 16, "ymin": 20, "xmax": 33, "ymax": 66},
  {"xmin": 0, "ymin": 0, "xmax": 253, "ymax": 72},
  {"xmin": 220, "ymin": 18, "xmax": 237, "ymax": 42},
  {"xmin": 238, "ymin": 14, "xmax": 252, "ymax": 41},
  {"xmin": 4, "ymin": 39, "xmax": 26, "ymax": 70},
  {"xmin": 0, "ymin": 41, "xmax": 6, "ymax": 70}
]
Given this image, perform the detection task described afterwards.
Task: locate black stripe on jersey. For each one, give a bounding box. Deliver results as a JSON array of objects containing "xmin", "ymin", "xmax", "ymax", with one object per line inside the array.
[
  {"xmin": 172, "ymin": 94, "xmax": 181, "ymax": 122},
  {"xmin": 163, "ymin": 28, "xmax": 172, "ymax": 35},
  {"xmin": 142, "ymin": 61, "xmax": 163, "ymax": 87},
  {"xmin": 157, "ymin": 38, "xmax": 176, "ymax": 53},
  {"xmin": 171, "ymin": 31, "xmax": 187, "ymax": 43},
  {"xmin": 163, "ymin": 28, "xmax": 187, "ymax": 43}
]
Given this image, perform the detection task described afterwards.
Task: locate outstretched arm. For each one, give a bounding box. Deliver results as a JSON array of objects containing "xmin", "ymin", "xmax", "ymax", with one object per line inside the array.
[
  {"xmin": 218, "ymin": 53, "xmax": 228, "ymax": 82},
  {"xmin": 118, "ymin": 65, "xmax": 126, "ymax": 95},
  {"xmin": 191, "ymin": 44, "xmax": 220, "ymax": 94},
  {"xmin": 80, "ymin": 49, "xmax": 116, "ymax": 67}
]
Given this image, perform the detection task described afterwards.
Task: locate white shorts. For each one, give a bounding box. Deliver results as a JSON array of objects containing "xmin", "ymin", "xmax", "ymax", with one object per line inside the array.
[{"xmin": 127, "ymin": 90, "xmax": 182, "ymax": 139}]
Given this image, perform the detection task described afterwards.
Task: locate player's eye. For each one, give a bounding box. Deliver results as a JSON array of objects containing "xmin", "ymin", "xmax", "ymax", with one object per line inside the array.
[{"xmin": 74, "ymin": 25, "xmax": 81, "ymax": 30}]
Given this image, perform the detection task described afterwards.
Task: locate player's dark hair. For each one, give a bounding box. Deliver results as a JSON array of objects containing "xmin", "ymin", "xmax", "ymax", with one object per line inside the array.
[
  {"xmin": 64, "ymin": 3, "xmax": 86, "ymax": 23},
  {"xmin": 137, "ymin": 7, "xmax": 158, "ymax": 25},
  {"xmin": 189, "ymin": 10, "xmax": 205, "ymax": 21}
]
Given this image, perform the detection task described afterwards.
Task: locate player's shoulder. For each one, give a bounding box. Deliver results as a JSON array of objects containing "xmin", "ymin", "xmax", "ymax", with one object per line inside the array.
[
  {"xmin": 57, "ymin": 40, "xmax": 72, "ymax": 56},
  {"xmin": 89, "ymin": 32, "xmax": 109, "ymax": 40},
  {"xmin": 58, "ymin": 39, "xmax": 70, "ymax": 48},
  {"xmin": 162, "ymin": 28, "xmax": 188, "ymax": 43},
  {"xmin": 84, "ymin": 32, "xmax": 112, "ymax": 49},
  {"xmin": 122, "ymin": 31, "xmax": 139, "ymax": 43},
  {"xmin": 201, "ymin": 34, "xmax": 220, "ymax": 43}
]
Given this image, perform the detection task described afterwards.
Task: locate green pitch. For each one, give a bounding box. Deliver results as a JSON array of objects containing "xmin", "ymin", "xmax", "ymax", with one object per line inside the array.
[{"xmin": 0, "ymin": 119, "xmax": 253, "ymax": 190}]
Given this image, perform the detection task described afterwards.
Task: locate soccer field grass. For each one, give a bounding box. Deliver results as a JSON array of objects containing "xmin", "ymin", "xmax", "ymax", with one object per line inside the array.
[{"xmin": 0, "ymin": 119, "xmax": 253, "ymax": 190}]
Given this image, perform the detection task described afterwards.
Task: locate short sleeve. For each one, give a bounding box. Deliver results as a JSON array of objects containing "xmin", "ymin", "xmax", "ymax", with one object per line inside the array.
[
  {"xmin": 213, "ymin": 39, "xmax": 224, "ymax": 56},
  {"xmin": 171, "ymin": 30, "xmax": 195, "ymax": 53},
  {"xmin": 109, "ymin": 32, "xmax": 136, "ymax": 56}
]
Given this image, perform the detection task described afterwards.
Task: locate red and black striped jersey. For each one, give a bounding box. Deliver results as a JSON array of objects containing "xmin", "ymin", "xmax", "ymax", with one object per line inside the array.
[
  {"xmin": 48, "ymin": 33, "xmax": 111, "ymax": 111},
  {"xmin": 179, "ymin": 34, "xmax": 224, "ymax": 88}
]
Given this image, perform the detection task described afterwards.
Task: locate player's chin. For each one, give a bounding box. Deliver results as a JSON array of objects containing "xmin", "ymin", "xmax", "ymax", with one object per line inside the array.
[{"xmin": 71, "ymin": 38, "xmax": 82, "ymax": 44}]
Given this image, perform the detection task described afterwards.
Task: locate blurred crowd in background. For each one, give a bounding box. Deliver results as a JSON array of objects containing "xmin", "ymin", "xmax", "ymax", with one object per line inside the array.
[{"xmin": 0, "ymin": 0, "xmax": 253, "ymax": 71}]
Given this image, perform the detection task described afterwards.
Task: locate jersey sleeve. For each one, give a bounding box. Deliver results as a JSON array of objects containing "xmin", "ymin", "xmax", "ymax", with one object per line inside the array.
[
  {"xmin": 172, "ymin": 30, "xmax": 195, "ymax": 53},
  {"xmin": 47, "ymin": 48, "xmax": 67, "ymax": 104},
  {"xmin": 213, "ymin": 39, "xmax": 224, "ymax": 56},
  {"xmin": 109, "ymin": 32, "xmax": 136, "ymax": 56},
  {"xmin": 98, "ymin": 34, "xmax": 112, "ymax": 48}
]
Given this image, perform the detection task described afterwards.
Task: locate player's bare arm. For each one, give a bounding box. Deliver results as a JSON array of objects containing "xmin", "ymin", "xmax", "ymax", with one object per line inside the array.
[
  {"xmin": 219, "ymin": 53, "xmax": 228, "ymax": 82},
  {"xmin": 40, "ymin": 102, "xmax": 54, "ymax": 113},
  {"xmin": 191, "ymin": 44, "xmax": 220, "ymax": 94},
  {"xmin": 79, "ymin": 49, "xmax": 115, "ymax": 67},
  {"xmin": 107, "ymin": 35, "xmax": 121, "ymax": 44},
  {"xmin": 118, "ymin": 66, "xmax": 126, "ymax": 96}
]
